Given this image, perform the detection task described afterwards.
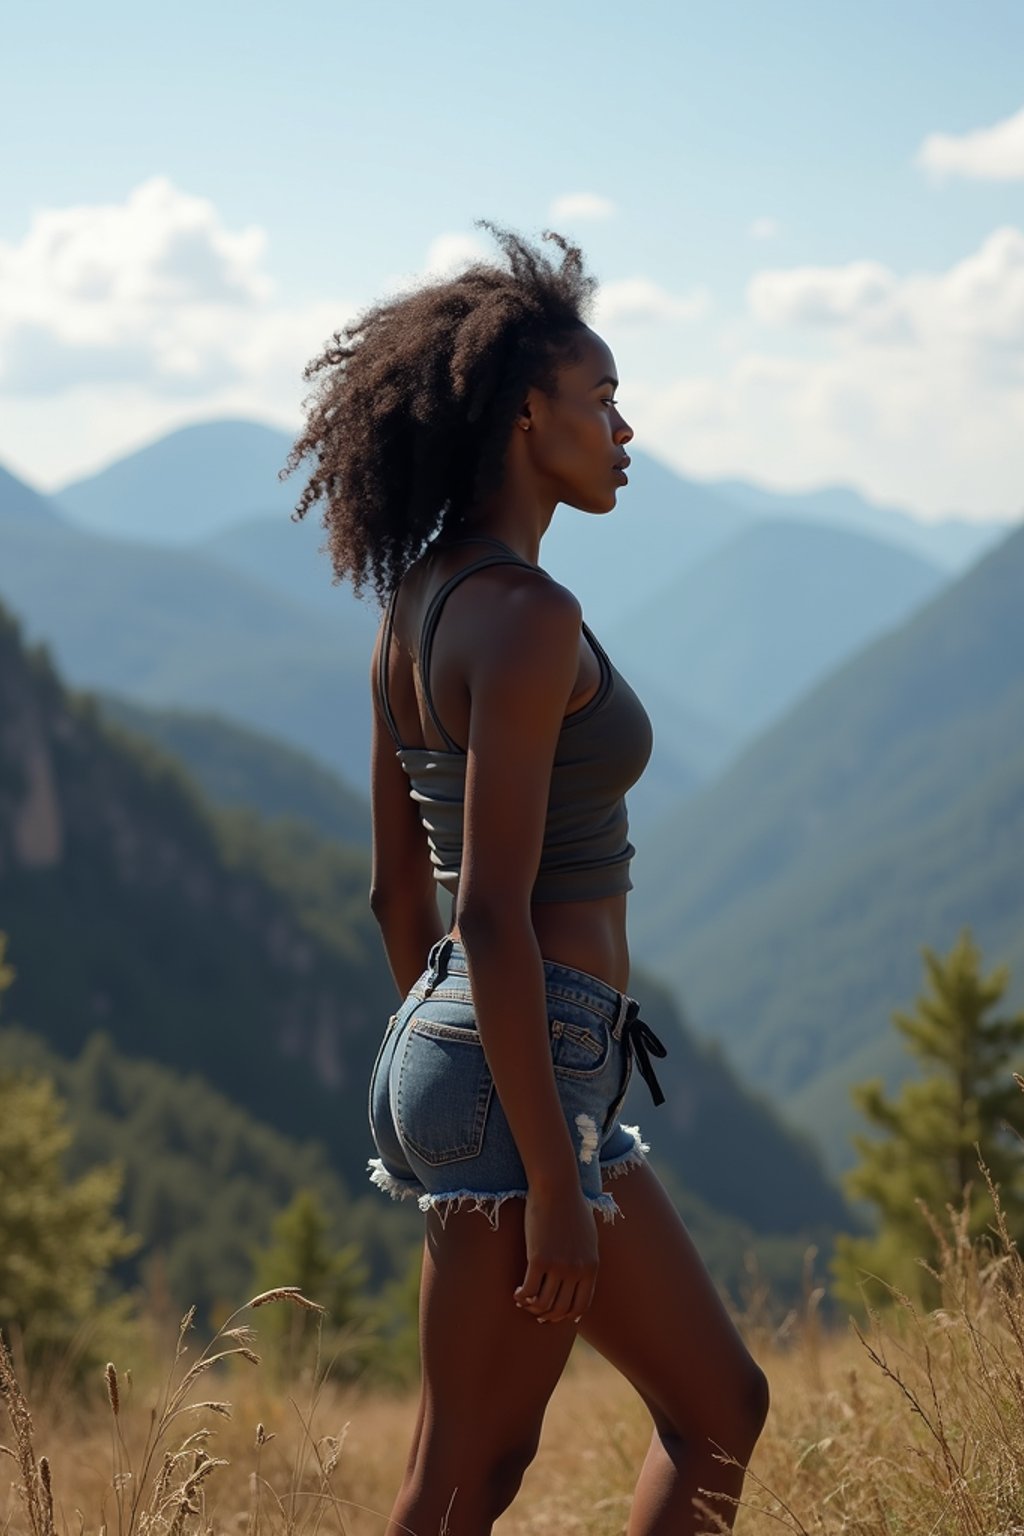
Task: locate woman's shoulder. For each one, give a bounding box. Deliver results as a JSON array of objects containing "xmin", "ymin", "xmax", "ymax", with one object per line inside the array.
[
  {"xmin": 471, "ymin": 561, "xmax": 582, "ymax": 649},
  {"xmin": 417, "ymin": 543, "xmax": 581, "ymax": 632}
]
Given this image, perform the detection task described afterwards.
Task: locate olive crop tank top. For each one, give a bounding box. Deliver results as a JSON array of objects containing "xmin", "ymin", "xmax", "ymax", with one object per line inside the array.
[{"xmin": 376, "ymin": 539, "xmax": 654, "ymax": 903}]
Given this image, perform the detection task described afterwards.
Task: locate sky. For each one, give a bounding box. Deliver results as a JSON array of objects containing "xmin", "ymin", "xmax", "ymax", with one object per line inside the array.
[{"xmin": 3, "ymin": 0, "xmax": 1023, "ymax": 521}]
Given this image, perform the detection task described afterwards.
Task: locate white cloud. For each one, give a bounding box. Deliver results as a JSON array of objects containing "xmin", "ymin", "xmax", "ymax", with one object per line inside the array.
[
  {"xmin": 595, "ymin": 277, "xmax": 711, "ymax": 327},
  {"xmin": 917, "ymin": 104, "xmax": 1024, "ymax": 182},
  {"xmin": 748, "ymin": 216, "xmax": 780, "ymax": 242},
  {"xmin": 549, "ymin": 193, "xmax": 616, "ymax": 223},
  {"xmin": 632, "ymin": 228, "xmax": 1024, "ymax": 520},
  {"xmin": 422, "ymin": 232, "xmax": 491, "ymax": 277},
  {"xmin": 750, "ymin": 229, "xmax": 1024, "ymax": 353},
  {"xmin": 0, "ymin": 178, "xmax": 354, "ymax": 399},
  {"xmin": 749, "ymin": 260, "xmax": 896, "ymax": 328}
]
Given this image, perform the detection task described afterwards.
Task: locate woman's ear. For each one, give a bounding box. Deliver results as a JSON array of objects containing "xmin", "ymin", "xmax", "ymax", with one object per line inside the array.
[{"xmin": 516, "ymin": 399, "xmax": 532, "ymax": 432}]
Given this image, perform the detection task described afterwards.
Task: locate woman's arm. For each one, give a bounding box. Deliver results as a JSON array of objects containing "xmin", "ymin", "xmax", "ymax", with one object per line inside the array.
[
  {"xmin": 368, "ymin": 638, "xmax": 445, "ymax": 997},
  {"xmin": 456, "ymin": 572, "xmax": 600, "ymax": 1325}
]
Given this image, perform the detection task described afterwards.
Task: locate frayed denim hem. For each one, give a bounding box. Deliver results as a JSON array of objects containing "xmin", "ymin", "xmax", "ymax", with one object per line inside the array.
[
  {"xmin": 366, "ymin": 1160, "xmax": 623, "ymax": 1228},
  {"xmin": 418, "ymin": 1187, "xmax": 623, "ymax": 1230},
  {"xmin": 600, "ymin": 1123, "xmax": 650, "ymax": 1183}
]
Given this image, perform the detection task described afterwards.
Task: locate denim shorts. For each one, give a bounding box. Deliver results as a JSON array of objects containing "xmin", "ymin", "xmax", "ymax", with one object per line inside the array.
[{"xmin": 367, "ymin": 936, "xmax": 663, "ymax": 1226}]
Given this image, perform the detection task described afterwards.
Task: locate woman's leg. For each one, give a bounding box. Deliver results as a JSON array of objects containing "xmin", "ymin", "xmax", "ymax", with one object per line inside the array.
[
  {"xmin": 387, "ymin": 1201, "xmax": 580, "ymax": 1536},
  {"xmin": 581, "ymin": 1162, "xmax": 770, "ymax": 1535}
]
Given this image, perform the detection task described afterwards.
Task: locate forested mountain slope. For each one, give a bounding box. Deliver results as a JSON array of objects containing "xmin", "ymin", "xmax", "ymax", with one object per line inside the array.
[
  {"xmin": 97, "ymin": 694, "xmax": 370, "ymax": 847},
  {"xmin": 631, "ymin": 517, "xmax": 1024, "ymax": 1169},
  {"xmin": 0, "ymin": 601, "xmax": 388, "ymax": 1181}
]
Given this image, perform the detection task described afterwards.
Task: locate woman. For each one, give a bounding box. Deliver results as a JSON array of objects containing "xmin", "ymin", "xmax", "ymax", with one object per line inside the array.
[{"xmin": 286, "ymin": 225, "xmax": 769, "ymax": 1535}]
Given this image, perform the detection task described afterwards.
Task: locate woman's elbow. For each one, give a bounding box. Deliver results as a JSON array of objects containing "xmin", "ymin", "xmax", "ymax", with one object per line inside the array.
[{"xmin": 455, "ymin": 893, "xmax": 532, "ymax": 950}]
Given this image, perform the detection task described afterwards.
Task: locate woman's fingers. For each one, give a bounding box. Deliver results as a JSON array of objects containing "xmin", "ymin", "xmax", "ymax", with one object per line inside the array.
[
  {"xmin": 514, "ymin": 1257, "xmax": 547, "ymax": 1309},
  {"xmin": 515, "ymin": 1268, "xmax": 594, "ymax": 1323},
  {"xmin": 542, "ymin": 1276, "xmax": 579, "ymax": 1324}
]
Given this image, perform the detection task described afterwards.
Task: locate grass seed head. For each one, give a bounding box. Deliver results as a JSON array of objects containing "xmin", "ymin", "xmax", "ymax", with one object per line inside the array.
[{"xmin": 246, "ymin": 1287, "xmax": 326, "ymax": 1314}]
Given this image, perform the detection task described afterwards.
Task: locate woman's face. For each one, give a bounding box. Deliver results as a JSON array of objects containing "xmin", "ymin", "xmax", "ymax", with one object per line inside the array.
[{"xmin": 521, "ymin": 327, "xmax": 633, "ymax": 515}]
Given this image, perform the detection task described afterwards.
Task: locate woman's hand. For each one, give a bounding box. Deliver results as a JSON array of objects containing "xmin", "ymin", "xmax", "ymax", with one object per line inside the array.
[{"xmin": 514, "ymin": 1182, "xmax": 599, "ymax": 1325}]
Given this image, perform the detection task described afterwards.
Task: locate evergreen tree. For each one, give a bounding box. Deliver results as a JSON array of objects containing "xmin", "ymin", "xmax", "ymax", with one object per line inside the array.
[
  {"xmin": 0, "ymin": 934, "xmax": 136, "ymax": 1354},
  {"xmin": 251, "ymin": 1189, "xmax": 367, "ymax": 1374},
  {"xmin": 833, "ymin": 928, "xmax": 1024, "ymax": 1308}
]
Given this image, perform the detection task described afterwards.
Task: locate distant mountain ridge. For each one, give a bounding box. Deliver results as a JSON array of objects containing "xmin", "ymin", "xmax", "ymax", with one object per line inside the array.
[
  {"xmin": 0, "ymin": 467, "xmax": 373, "ymax": 788},
  {"xmin": 0, "ymin": 464, "xmax": 60, "ymax": 525},
  {"xmin": 56, "ymin": 419, "xmax": 300, "ymax": 543},
  {"xmin": 51, "ymin": 418, "xmax": 1010, "ymax": 586},
  {"xmin": 711, "ymin": 477, "xmax": 1008, "ymax": 572},
  {"xmin": 609, "ymin": 516, "xmax": 947, "ymax": 743}
]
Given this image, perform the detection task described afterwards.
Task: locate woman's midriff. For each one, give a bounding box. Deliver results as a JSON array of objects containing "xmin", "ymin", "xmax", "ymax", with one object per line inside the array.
[{"xmin": 449, "ymin": 891, "xmax": 631, "ymax": 994}]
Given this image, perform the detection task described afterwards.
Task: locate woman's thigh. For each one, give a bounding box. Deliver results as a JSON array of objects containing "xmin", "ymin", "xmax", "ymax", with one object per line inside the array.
[
  {"xmin": 581, "ymin": 1162, "xmax": 768, "ymax": 1444},
  {"xmin": 414, "ymin": 1203, "xmax": 579, "ymax": 1455}
]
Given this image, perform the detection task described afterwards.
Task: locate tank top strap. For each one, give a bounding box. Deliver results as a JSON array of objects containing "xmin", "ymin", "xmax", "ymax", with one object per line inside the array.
[
  {"xmin": 420, "ymin": 551, "xmax": 537, "ymax": 753},
  {"xmin": 375, "ymin": 586, "xmax": 405, "ymax": 748}
]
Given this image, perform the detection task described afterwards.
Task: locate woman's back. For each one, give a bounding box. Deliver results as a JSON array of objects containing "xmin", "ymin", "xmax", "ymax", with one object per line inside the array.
[{"xmin": 376, "ymin": 536, "xmax": 650, "ymax": 989}]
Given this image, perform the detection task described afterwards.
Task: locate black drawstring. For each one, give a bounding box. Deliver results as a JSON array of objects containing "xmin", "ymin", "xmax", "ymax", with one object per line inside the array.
[{"xmin": 622, "ymin": 1000, "xmax": 668, "ymax": 1107}]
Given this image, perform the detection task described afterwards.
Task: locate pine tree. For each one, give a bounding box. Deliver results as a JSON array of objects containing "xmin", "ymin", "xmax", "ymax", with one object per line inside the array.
[
  {"xmin": 833, "ymin": 928, "xmax": 1024, "ymax": 1308},
  {"xmin": 251, "ymin": 1189, "xmax": 367, "ymax": 1374},
  {"xmin": 0, "ymin": 934, "xmax": 136, "ymax": 1354}
]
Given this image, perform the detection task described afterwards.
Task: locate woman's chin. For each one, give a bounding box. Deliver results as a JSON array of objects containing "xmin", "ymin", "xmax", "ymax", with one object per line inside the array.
[{"xmin": 564, "ymin": 490, "xmax": 618, "ymax": 516}]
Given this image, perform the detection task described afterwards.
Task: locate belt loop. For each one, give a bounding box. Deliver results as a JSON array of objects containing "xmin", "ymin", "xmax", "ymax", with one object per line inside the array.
[
  {"xmin": 422, "ymin": 934, "xmax": 454, "ymax": 997},
  {"xmin": 612, "ymin": 992, "xmax": 633, "ymax": 1042}
]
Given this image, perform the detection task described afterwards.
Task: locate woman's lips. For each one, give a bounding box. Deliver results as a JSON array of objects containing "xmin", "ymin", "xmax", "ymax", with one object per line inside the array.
[{"xmin": 614, "ymin": 467, "xmax": 629, "ymax": 483}]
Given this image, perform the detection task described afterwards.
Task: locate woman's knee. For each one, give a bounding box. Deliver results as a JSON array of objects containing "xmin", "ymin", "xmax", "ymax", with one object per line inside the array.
[
  {"xmin": 409, "ymin": 1428, "xmax": 541, "ymax": 1526},
  {"xmin": 481, "ymin": 1433, "xmax": 542, "ymax": 1519},
  {"xmin": 657, "ymin": 1349, "xmax": 770, "ymax": 1461},
  {"xmin": 740, "ymin": 1356, "xmax": 770, "ymax": 1441},
  {"xmin": 710, "ymin": 1352, "xmax": 770, "ymax": 1457}
]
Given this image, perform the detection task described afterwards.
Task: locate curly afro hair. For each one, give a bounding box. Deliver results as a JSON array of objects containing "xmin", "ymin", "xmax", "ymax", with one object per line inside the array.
[{"xmin": 281, "ymin": 222, "xmax": 597, "ymax": 605}]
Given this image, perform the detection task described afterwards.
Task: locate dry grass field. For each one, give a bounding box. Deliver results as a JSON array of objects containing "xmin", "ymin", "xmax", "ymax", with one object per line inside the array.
[{"xmin": 4, "ymin": 1195, "xmax": 1024, "ymax": 1536}]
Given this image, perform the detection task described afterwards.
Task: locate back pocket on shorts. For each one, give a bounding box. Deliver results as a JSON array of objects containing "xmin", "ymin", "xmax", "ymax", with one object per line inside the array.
[{"xmin": 395, "ymin": 1017, "xmax": 494, "ymax": 1166}]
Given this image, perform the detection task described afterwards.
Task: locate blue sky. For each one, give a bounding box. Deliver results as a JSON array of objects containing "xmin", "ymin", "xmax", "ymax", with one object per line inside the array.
[{"xmin": 4, "ymin": 0, "xmax": 1023, "ymax": 519}]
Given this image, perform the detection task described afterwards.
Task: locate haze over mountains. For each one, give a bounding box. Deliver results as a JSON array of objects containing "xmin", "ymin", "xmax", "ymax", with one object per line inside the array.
[{"xmin": 4, "ymin": 418, "xmax": 1007, "ymax": 812}]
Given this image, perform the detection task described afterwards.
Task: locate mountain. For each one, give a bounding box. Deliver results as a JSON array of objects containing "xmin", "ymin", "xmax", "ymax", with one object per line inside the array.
[
  {"xmin": 523, "ymin": 450, "xmax": 752, "ymax": 627},
  {"xmin": 630, "ymin": 518, "xmax": 1024, "ymax": 1171},
  {"xmin": 198, "ymin": 444, "xmax": 753, "ymax": 631},
  {"xmin": 711, "ymin": 478, "xmax": 1011, "ymax": 573},
  {"xmin": 0, "ymin": 465, "xmax": 61, "ymax": 525},
  {"xmin": 199, "ymin": 508, "xmax": 375, "ymax": 630},
  {"xmin": 0, "ymin": 601, "xmax": 390, "ymax": 1185},
  {"xmin": 54, "ymin": 420, "xmax": 752, "ymax": 629},
  {"xmin": 96, "ymin": 694, "xmax": 370, "ymax": 847},
  {"xmin": 608, "ymin": 517, "xmax": 947, "ymax": 743},
  {"xmin": 0, "ymin": 462, "xmax": 374, "ymax": 788},
  {"xmin": 56, "ymin": 419, "xmax": 300, "ymax": 543},
  {"xmin": 0, "ymin": 595, "xmax": 848, "ymax": 1240}
]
